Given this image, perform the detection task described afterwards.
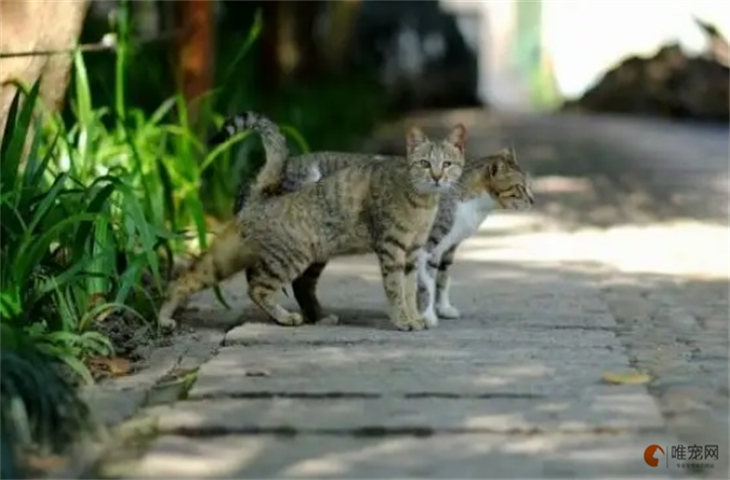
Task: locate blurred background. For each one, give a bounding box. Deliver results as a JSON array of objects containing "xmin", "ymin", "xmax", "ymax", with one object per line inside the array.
[
  {"xmin": 4, "ymin": 0, "xmax": 727, "ymax": 218},
  {"xmin": 1, "ymin": 1, "xmax": 728, "ymax": 477},
  {"xmin": 4, "ymin": 0, "xmax": 729, "ymax": 137}
]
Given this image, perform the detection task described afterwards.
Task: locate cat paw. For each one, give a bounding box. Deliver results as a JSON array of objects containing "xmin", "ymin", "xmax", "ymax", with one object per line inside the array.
[
  {"xmin": 423, "ymin": 310, "xmax": 439, "ymax": 328},
  {"xmin": 392, "ymin": 318, "xmax": 418, "ymax": 331},
  {"xmin": 437, "ymin": 304, "xmax": 460, "ymax": 319},
  {"xmin": 275, "ymin": 312, "xmax": 304, "ymax": 327},
  {"xmin": 409, "ymin": 316, "xmax": 427, "ymax": 331},
  {"xmin": 159, "ymin": 316, "xmax": 177, "ymax": 331},
  {"xmin": 393, "ymin": 319, "xmax": 413, "ymax": 331},
  {"xmin": 392, "ymin": 314, "xmax": 427, "ymax": 331},
  {"xmin": 316, "ymin": 314, "xmax": 339, "ymax": 326}
]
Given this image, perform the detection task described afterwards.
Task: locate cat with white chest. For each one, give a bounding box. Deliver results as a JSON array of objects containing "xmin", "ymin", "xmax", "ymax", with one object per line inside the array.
[{"xmin": 416, "ymin": 149, "xmax": 533, "ymax": 326}]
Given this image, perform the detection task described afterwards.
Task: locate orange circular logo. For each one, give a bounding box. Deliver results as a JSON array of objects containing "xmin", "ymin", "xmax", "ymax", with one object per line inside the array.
[{"xmin": 644, "ymin": 444, "xmax": 665, "ymax": 467}]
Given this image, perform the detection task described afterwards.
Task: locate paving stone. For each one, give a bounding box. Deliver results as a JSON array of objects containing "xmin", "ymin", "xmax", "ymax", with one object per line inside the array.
[
  {"xmin": 120, "ymin": 433, "xmax": 680, "ymax": 478},
  {"xmin": 188, "ymin": 342, "xmax": 630, "ymax": 398},
  {"xmin": 147, "ymin": 385, "xmax": 664, "ymax": 433},
  {"xmin": 224, "ymin": 321, "xmax": 622, "ymax": 348}
]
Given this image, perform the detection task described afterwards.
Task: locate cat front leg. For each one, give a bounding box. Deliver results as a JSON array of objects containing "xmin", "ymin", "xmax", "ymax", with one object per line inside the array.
[
  {"xmin": 404, "ymin": 245, "xmax": 428, "ymax": 329},
  {"xmin": 435, "ymin": 245, "xmax": 460, "ymax": 319},
  {"xmin": 375, "ymin": 245, "xmax": 423, "ymax": 331},
  {"xmin": 416, "ymin": 249, "xmax": 440, "ymax": 328}
]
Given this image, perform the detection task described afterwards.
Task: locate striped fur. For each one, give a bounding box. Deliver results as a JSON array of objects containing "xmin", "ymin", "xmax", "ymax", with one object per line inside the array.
[
  {"xmin": 159, "ymin": 121, "xmax": 467, "ymax": 331},
  {"xmin": 417, "ymin": 148, "xmax": 533, "ymax": 326},
  {"xmin": 236, "ymin": 147, "xmax": 533, "ymax": 327},
  {"xmin": 209, "ymin": 111, "xmax": 290, "ymax": 211}
]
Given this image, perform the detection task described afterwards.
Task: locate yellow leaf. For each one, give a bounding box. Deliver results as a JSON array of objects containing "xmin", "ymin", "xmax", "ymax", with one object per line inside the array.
[
  {"xmin": 24, "ymin": 453, "xmax": 68, "ymax": 472},
  {"xmin": 601, "ymin": 371, "xmax": 651, "ymax": 385},
  {"xmin": 88, "ymin": 356, "xmax": 131, "ymax": 377}
]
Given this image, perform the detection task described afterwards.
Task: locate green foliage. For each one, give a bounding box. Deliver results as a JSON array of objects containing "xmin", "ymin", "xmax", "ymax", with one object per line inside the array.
[
  {"xmin": 2, "ymin": 82, "xmax": 144, "ymax": 383},
  {"xmin": 1, "ymin": 341, "xmax": 91, "ymax": 478}
]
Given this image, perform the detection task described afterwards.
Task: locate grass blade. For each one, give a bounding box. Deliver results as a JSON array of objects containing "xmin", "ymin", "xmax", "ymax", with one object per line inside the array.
[
  {"xmin": 27, "ymin": 173, "xmax": 69, "ymax": 233},
  {"xmin": 2, "ymin": 79, "xmax": 41, "ymax": 191},
  {"xmin": 185, "ymin": 194, "xmax": 207, "ymax": 249},
  {"xmin": 213, "ymin": 285, "xmax": 231, "ymax": 310},
  {"xmin": 199, "ymin": 131, "xmax": 249, "ymax": 173},
  {"xmin": 220, "ymin": 9, "xmax": 262, "ymax": 89},
  {"xmin": 148, "ymin": 96, "xmax": 176, "ymax": 127},
  {"xmin": 0, "ymin": 81, "xmax": 22, "ymax": 160},
  {"xmin": 114, "ymin": 255, "xmax": 143, "ymax": 304},
  {"xmin": 25, "ymin": 132, "xmax": 59, "ymax": 189},
  {"xmin": 116, "ymin": 183, "xmax": 161, "ymax": 290},
  {"xmin": 72, "ymin": 183, "xmax": 116, "ymax": 257},
  {"xmin": 156, "ymin": 157, "xmax": 176, "ymax": 232},
  {"xmin": 280, "ymin": 125, "xmax": 310, "ymax": 154}
]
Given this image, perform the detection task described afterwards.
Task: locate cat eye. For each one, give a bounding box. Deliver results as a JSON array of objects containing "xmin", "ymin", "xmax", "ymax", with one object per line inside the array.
[
  {"xmin": 419, "ymin": 160, "xmax": 430, "ymax": 168},
  {"xmin": 443, "ymin": 161, "xmax": 452, "ymax": 167}
]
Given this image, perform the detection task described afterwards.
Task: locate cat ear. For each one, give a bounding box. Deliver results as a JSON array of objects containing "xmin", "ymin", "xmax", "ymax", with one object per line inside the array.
[
  {"xmin": 407, "ymin": 127, "xmax": 427, "ymax": 153},
  {"xmin": 446, "ymin": 124, "xmax": 466, "ymax": 153}
]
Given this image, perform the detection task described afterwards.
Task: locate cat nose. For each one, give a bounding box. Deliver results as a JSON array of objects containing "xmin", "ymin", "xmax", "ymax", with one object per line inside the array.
[{"xmin": 430, "ymin": 169, "xmax": 443, "ymax": 182}]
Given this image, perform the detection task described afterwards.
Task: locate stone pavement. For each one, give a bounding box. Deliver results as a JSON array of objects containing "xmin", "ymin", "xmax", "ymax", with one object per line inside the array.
[{"xmin": 94, "ymin": 112, "xmax": 728, "ymax": 478}]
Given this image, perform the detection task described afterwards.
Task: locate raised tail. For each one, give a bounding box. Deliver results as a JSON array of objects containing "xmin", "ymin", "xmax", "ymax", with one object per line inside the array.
[{"xmin": 210, "ymin": 111, "xmax": 289, "ymax": 206}]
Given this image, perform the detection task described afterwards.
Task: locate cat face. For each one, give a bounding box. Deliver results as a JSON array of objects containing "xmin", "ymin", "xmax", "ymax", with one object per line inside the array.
[
  {"xmin": 486, "ymin": 149, "xmax": 534, "ymax": 210},
  {"xmin": 406, "ymin": 125, "xmax": 466, "ymax": 193}
]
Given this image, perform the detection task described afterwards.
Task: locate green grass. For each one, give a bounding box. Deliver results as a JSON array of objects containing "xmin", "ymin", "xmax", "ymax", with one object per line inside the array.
[{"xmin": 0, "ymin": 9, "xmax": 248, "ymax": 471}]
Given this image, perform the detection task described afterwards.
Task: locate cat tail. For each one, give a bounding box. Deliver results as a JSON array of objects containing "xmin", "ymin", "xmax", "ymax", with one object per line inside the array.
[
  {"xmin": 209, "ymin": 111, "xmax": 288, "ymax": 200},
  {"xmin": 158, "ymin": 220, "xmax": 256, "ymax": 330}
]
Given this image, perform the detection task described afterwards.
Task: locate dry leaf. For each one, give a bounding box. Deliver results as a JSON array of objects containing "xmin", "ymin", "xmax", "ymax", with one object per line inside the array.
[
  {"xmin": 23, "ymin": 453, "xmax": 68, "ymax": 472},
  {"xmin": 88, "ymin": 356, "xmax": 131, "ymax": 377},
  {"xmin": 601, "ymin": 371, "xmax": 651, "ymax": 385}
]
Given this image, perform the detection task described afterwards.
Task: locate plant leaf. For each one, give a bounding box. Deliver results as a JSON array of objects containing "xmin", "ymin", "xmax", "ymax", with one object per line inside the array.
[{"xmin": 2, "ymin": 79, "xmax": 41, "ymax": 192}]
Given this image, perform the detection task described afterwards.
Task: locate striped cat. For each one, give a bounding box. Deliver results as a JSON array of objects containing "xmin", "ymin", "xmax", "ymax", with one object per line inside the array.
[
  {"xmin": 232, "ymin": 143, "xmax": 533, "ymax": 327},
  {"xmin": 158, "ymin": 112, "xmax": 467, "ymax": 331}
]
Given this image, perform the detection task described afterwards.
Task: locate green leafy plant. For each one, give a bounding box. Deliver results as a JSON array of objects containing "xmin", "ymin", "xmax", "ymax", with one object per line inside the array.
[
  {"xmin": 2, "ymin": 82, "xmax": 140, "ymax": 381},
  {"xmin": 1, "ymin": 338, "xmax": 91, "ymax": 478}
]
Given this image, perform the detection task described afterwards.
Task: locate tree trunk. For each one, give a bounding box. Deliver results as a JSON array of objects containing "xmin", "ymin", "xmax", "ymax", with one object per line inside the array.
[
  {"xmin": 0, "ymin": 0, "xmax": 89, "ymax": 132},
  {"xmin": 176, "ymin": 0, "xmax": 214, "ymax": 124}
]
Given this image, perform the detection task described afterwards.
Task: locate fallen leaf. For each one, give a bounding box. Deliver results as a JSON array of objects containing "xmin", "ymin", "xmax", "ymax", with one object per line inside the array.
[
  {"xmin": 23, "ymin": 453, "xmax": 68, "ymax": 472},
  {"xmin": 601, "ymin": 371, "xmax": 651, "ymax": 385},
  {"xmin": 87, "ymin": 356, "xmax": 131, "ymax": 377}
]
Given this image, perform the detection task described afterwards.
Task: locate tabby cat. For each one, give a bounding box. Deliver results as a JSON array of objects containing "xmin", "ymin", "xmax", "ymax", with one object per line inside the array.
[
  {"xmin": 158, "ymin": 112, "xmax": 467, "ymax": 331},
  {"xmin": 234, "ymin": 144, "xmax": 533, "ymax": 327}
]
